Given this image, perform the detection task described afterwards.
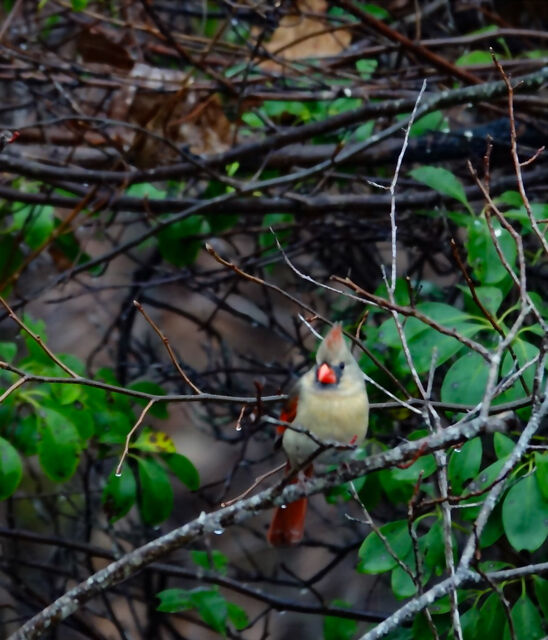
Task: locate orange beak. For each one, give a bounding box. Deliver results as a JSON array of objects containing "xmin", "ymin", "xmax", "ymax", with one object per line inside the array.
[{"xmin": 317, "ymin": 363, "xmax": 337, "ymax": 385}]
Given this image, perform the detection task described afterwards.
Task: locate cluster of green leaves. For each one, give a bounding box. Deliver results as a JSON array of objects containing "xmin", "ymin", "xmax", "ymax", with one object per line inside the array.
[
  {"xmin": 353, "ymin": 431, "xmax": 548, "ymax": 637},
  {"xmin": 0, "ymin": 194, "xmax": 97, "ymax": 294},
  {"xmin": 362, "ymin": 167, "xmax": 546, "ymax": 411},
  {"xmin": 156, "ymin": 550, "xmax": 248, "ymax": 636},
  {"xmin": 0, "ymin": 316, "xmax": 199, "ymax": 525},
  {"xmin": 343, "ymin": 166, "xmax": 548, "ymax": 639}
]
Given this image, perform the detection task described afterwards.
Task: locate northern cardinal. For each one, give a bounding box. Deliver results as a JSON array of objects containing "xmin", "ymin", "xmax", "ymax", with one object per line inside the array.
[{"xmin": 267, "ymin": 324, "xmax": 369, "ymax": 546}]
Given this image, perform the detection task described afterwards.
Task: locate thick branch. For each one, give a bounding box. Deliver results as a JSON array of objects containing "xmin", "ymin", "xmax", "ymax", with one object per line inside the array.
[{"xmin": 8, "ymin": 410, "xmax": 517, "ymax": 640}]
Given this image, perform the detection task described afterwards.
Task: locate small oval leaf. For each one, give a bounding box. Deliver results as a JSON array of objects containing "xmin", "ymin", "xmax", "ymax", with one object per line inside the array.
[
  {"xmin": 358, "ymin": 520, "xmax": 412, "ymax": 574},
  {"xmin": 136, "ymin": 457, "xmax": 174, "ymax": 525},
  {"xmin": 38, "ymin": 408, "xmax": 81, "ymax": 482},
  {"xmin": 502, "ymin": 474, "xmax": 548, "ymax": 552},
  {"xmin": 448, "ymin": 437, "xmax": 482, "ymax": 494},
  {"xmin": 0, "ymin": 436, "xmax": 23, "ymax": 499},
  {"xmin": 162, "ymin": 453, "xmax": 200, "ymax": 491},
  {"xmin": 102, "ymin": 467, "xmax": 137, "ymax": 522}
]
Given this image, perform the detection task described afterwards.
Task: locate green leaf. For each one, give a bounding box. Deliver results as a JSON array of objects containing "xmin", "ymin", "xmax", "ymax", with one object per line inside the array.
[
  {"xmin": 0, "ymin": 341, "xmax": 17, "ymax": 362},
  {"xmin": 51, "ymin": 381, "xmax": 82, "ymax": 406},
  {"xmin": 456, "ymin": 50, "xmax": 494, "ymax": 66},
  {"xmin": 373, "ymin": 277, "xmax": 412, "ymax": 308},
  {"xmin": 461, "ymin": 457, "xmax": 509, "ymax": 520},
  {"xmin": 356, "ymin": 470, "xmax": 382, "ymax": 511},
  {"xmin": 132, "ymin": 428, "xmax": 176, "ymax": 454},
  {"xmin": 125, "ymin": 183, "xmax": 166, "ymax": 199},
  {"xmin": 467, "ymin": 218, "xmax": 516, "ymax": 285},
  {"xmin": 358, "ymin": 520, "xmax": 412, "ymax": 574},
  {"xmin": 331, "ymin": 3, "xmax": 391, "ymax": 20},
  {"xmin": 379, "ymin": 437, "xmax": 437, "ymax": 504},
  {"xmin": 409, "ymin": 166, "xmax": 468, "ymax": 206},
  {"xmin": 403, "ymin": 323, "xmax": 482, "ymax": 374},
  {"xmin": 187, "ymin": 589, "xmax": 228, "ymax": 635},
  {"xmin": 263, "ymin": 100, "xmax": 308, "ymax": 118},
  {"xmin": 11, "ymin": 414, "xmax": 40, "ymax": 455},
  {"xmin": 136, "ymin": 456, "xmax": 174, "ymax": 525},
  {"xmin": 448, "ymin": 437, "xmax": 482, "ymax": 493},
  {"xmin": 157, "ymin": 587, "xmax": 192, "ymax": 612},
  {"xmin": 391, "ymin": 563, "xmax": 416, "ymax": 599},
  {"xmin": 328, "ymin": 97, "xmax": 362, "ymax": 116},
  {"xmin": 496, "ymin": 190, "xmax": 522, "ymax": 207},
  {"xmin": 503, "ymin": 594, "xmax": 544, "ymax": 640},
  {"xmin": 157, "ymin": 587, "xmax": 228, "ymax": 635},
  {"xmin": 157, "ymin": 215, "xmax": 205, "ymax": 267},
  {"xmin": 409, "ymin": 110, "xmax": 448, "ymax": 137},
  {"xmin": 496, "ymin": 339, "xmax": 538, "ymax": 404},
  {"xmin": 13, "ymin": 205, "xmax": 55, "ymax": 249},
  {"xmin": 102, "ymin": 467, "xmax": 137, "ymax": 522},
  {"xmin": 535, "ymin": 452, "xmax": 548, "ymax": 500},
  {"xmin": 441, "ymin": 351, "xmax": 488, "ymax": 405},
  {"xmin": 225, "ymin": 161, "xmax": 239, "ymax": 177},
  {"xmin": 422, "ymin": 520, "xmax": 445, "ymax": 575},
  {"xmin": 479, "ymin": 502, "xmax": 504, "ymax": 548},
  {"xmin": 353, "ymin": 120, "xmax": 375, "ymax": 142},
  {"xmin": 428, "ymin": 595, "xmax": 453, "ymax": 616},
  {"xmin": 460, "ymin": 606, "xmax": 480, "ymax": 640},
  {"xmin": 95, "ymin": 410, "xmax": 132, "ymax": 444},
  {"xmin": 476, "ymin": 593, "xmax": 505, "ymax": 640},
  {"xmin": 162, "ymin": 452, "xmax": 200, "ymax": 490},
  {"xmin": 191, "ymin": 550, "xmax": 228, "ymax": 574},
  {"xmin": 502, "ymin": 473, "xmax": 548, "ymax": 551},
  {"xmin": 20, "ymin": 315, "xmax": 51, "ymax": 367},
  {"xmin": 503, "ymin": 203, "xmax": 548, "ymax": 233},
  {"xmin": 379, "ymin": 302, "xmax": 476, "ymax": 347},
  {"xmin": 532, "ymin": 576, "xmax": 548, "ymax": 621},
  {"xmin": 413, "ymin": 611, "xmax": 449, "ymax": 638},
  {"xmin": 459, "ymin": 285, "xmax": 504, "ymax": 316},
  {"xmin": 378, "ymin": 302, "xmax": 483, "ymax": 374},
  {"xmin": 479, "ymin": 560, "xmax": 511, "ymax": 573},
  {"xmin": 52, "ymin": 404, "xmax": 93, "ymax": 442},
  {"xmin": 128, "ymin": 381, "xmax": 168, "ymax": 418},
  {"xmin": 57, "ymin": 353, "xmax": 86, "ymax": 376},
  {"xmin": 38, "ymin": 408, "xmax": 81, "ymax": 482},
  {"xmin": 355, "ymin": 58, "xmax": 378, "ymax": 79},
  {"xmin": 494, "ymin": 433, "xmax": 515, "ymax": 459},
  {"xmin": 360, "ymin": 4, "xmax": 390, "ymax": 20},
  {"xmin": 323, "ymin": 600, "xmax": 357, "ymax": 640},
  {"xmin": 227, "ymin": 602, "xmax": 248, "ymax": 631},
  {"xmin": 241, "ymin": 111, "xmax": 263, "ymax": 128},
  {"xmin": 0, "ymin": 436, "xmax": 22, "ymax": 499}
]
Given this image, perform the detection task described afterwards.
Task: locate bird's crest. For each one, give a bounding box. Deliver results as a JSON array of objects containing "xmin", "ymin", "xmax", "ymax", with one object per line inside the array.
[{"xmin": 317, "ymin": 324, "xmax": 347, "ymax": 363}]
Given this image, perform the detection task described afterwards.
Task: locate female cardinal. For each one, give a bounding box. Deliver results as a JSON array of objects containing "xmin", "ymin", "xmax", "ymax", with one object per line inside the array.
[{"xmin": 267, "ymin": 324, "xmax": 369, "ymax": 546}]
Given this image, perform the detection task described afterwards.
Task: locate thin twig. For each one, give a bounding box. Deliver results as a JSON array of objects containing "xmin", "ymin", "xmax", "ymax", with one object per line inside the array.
[
  {"xmin": 115, "ymin": 399, "xmax": 156, "ymax": 477},
  {"xmin": 389, "ymin": 79, "xmax": 427, "ymax": 293},
  {"xmin": 133, "ymin": 300, "xmax": 202, "ymax": 394}
]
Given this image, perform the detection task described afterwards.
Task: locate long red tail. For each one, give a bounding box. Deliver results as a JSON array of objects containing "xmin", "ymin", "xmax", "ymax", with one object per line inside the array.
[
  {"xmin": 267, "ymin": 496, "xmax": 308, "ymax": 546},
  {"xmin": 267, "ymin": 466, "xmax": 312, "ymax": 546}
]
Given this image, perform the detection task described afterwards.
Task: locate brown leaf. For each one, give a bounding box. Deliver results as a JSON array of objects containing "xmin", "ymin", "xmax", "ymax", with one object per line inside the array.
[
  {"xmin": 108, "ymin": 65, "xmax": 234, "ymax": 167},
  {"xmin": 263, "ymin": 0, "xmax": 351, "ymax": 71},
  {"xmin": 77, "ymin": 28, "xmax": 134, "ymax": 70}
]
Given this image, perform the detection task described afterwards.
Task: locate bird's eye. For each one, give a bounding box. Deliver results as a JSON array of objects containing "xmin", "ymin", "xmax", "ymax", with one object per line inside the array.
[{"xmin": 339, "ymin": 362, "xmax": 345, "ymax": 370}]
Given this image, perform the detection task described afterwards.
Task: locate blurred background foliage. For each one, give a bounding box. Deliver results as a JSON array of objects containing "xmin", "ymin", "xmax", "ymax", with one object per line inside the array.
[{"xmin": 0, "ymin": 0, "xmax": 547, "ymax": 638}]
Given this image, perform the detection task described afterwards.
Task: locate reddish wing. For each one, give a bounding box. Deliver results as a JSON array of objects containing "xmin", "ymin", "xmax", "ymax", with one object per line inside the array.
[{"xmin": 275, "ymin": 387, "xmax": 298, "ymax": 440}]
